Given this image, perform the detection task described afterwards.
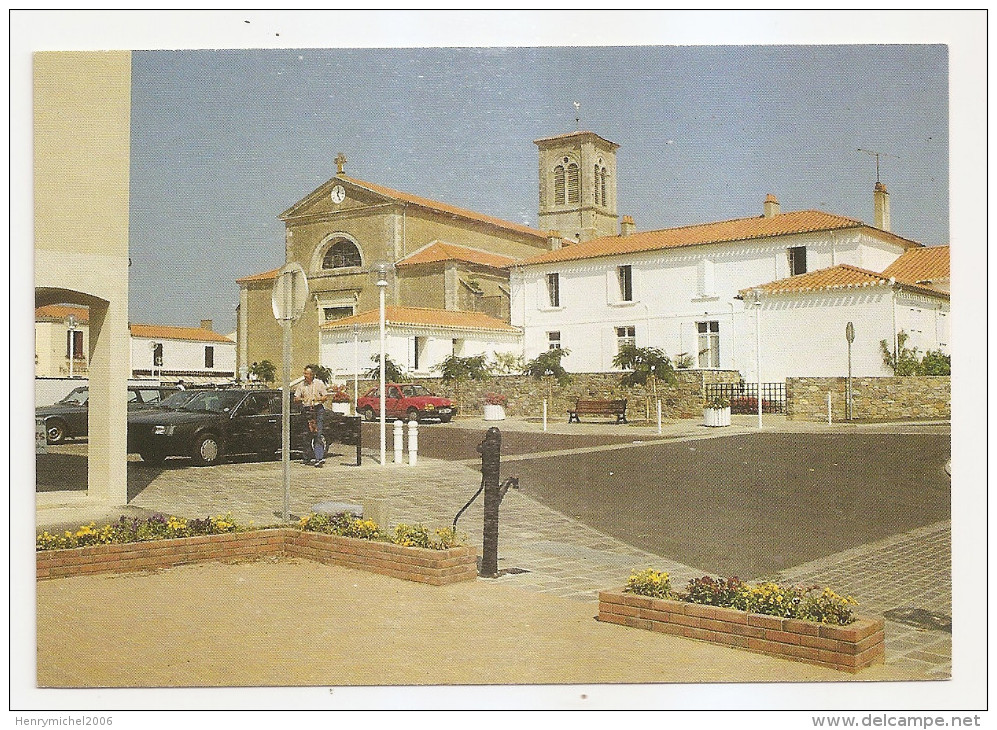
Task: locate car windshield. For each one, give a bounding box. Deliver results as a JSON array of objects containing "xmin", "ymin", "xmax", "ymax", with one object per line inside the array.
[
  {"xmin": 400, "ymin": 385, "xmax": 433, "ymax": 397},
  {"xmin": 58, "ymin": 388, "xmax": 88, "ymax": 405},
  {"xmin": 159, "ymin": 391, "xmax": 198, "ymax": 409},
  {"xmin": 179, "ymin": 391, "xmax": 246, "ymax": 414}
]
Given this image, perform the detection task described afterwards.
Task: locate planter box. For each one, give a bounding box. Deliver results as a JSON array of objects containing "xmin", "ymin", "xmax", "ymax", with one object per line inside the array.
[
  {"xmin": 37, "ymin": 528, "xmax": 478, "ymax": 586},
  {"xmin": 598, "ymin": 588, "xmax": 884, "ymax": 673},
  {"xmin": 483, "ymin": 404, "xmax": 506, "ymax": 421},
  {"xmin": 703, "ymin": 406, "xmax": 731, "ymax": 427}
]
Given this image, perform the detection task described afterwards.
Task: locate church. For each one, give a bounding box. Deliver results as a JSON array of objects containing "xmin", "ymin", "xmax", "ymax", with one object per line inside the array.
[
  {"xmin": 235, "ymin": 130, "xmax": 621, "ymax": 378},
  {"xmin": 236, "ymin": 129, "xmax": 948, "ymax": 384}
]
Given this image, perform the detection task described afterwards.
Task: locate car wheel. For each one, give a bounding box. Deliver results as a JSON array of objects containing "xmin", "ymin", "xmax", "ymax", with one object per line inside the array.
[
  {"xmin": 192, "ymin": 434, "xmax": 223, "ymax": 466},
  {"xmin": 46, "ymin": 419, "xmax": 67, "ymax": 445},
  {"xmin": 363, "ymin": 407, "xmax": 376, "ymax": 422},
  {"xmin": 406, "ymin": 407, "xmax": 420, "ymax": 422},
  {"xmin": 139, "ymin": 450, "xmax": 166, "ymax": 465}
]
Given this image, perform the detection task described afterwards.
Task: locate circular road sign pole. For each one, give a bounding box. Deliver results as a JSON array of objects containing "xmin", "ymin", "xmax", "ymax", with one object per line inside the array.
[{"xmin": 272, "ymin": 263, "xmax": 309, "ymax": 522}]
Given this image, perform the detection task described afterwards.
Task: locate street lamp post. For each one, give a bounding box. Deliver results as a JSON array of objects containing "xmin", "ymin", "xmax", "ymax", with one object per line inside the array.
[
  {"xmin": 375, "ymin": 263, "xmax": 391, "ymax": 466},
  {"xmin": 352, "ymin": 324, "xmax": 360, "ymax": 416},
  {"xmin": 751, "ymin": 288, "xmax": 763, "ymax": 429},
  {"xmin": 65, "ymin": 315, "xmax": 77, "ymax": 378}
]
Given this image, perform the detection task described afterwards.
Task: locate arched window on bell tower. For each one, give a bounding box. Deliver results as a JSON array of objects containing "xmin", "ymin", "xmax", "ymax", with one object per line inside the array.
[
  {"xmin": 566, "ymin": 162, "xmax": 580, "ymax": 204},
  {"xmin": 553, "ymin": 164, "xmax": 565, "ymax": 205}
]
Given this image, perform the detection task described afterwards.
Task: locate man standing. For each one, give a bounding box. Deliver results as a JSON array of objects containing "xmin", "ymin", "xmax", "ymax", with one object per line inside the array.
[{"xmin": 293, "ymin": 365, "xmax": 329, "ymax": 467}]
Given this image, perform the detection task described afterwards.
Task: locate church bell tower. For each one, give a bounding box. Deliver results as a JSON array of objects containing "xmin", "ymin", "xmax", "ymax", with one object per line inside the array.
[{"xmin": 535, "ymin": 130, "xmax": 620, "ymax": 243}]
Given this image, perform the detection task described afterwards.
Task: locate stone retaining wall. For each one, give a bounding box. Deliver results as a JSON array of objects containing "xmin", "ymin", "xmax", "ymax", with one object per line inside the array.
[
  {"xmin": 787, "ymin": 376, "xmax": 950, "ymax": 422},
  {"xmin": 37, "ymin": 529, "xmax": 478, "ymax": 586},
  {"xmin": 358, "ymin": 370, "xmax": 742, "ymax": 421},
  {"xmin": 598, "ymin": 588, "xmax": 885, "ymax": 673}
]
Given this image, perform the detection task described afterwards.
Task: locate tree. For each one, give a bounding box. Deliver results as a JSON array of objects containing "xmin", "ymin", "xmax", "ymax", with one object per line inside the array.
[
  {"xmin": 364, "ymin": 354, "xmax": 404, "ymax": 382},
  {"xmin": 490, "ymin": 351, "xmax": 525, "ymax": 375},
  {"xmin": 612, "ymin": 344, "xmax": 677, "ymax": 417},
  {"xmin": 921, "ymin": 349, "xmax": 951, "ymax": 376},
  {"xmin": 880, "ymin": 331, "xmax": 951, "ymax": 376},
  {"xmin": 310, "ymin": 364, "xmax": 333, "ymax": 383},
  {"xmin": 523, "ymin": 348, "xmax": 571, "ymax": 404},
  {"xmin": 247, "ymin": 360, "xmax": 276, "ymax": 384},
  {"xmin": 434, "ymin": 353, "xmax": 489, "ymax": 415}
]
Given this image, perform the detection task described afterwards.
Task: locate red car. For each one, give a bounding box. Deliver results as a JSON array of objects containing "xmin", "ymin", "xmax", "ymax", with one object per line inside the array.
[{"xmin": 357, "ymin": 383, "xmax": 455, "ymax": 423}]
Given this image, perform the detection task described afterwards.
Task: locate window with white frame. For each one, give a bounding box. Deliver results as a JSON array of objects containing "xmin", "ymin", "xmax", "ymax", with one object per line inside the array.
[
  {"xmin": 546, "ymin": 273, "xmax": 561, "ymax": 307},
  {"xmin": 204, "ymin": 346, "xmax": 214, "ymax": 369},
  {"xmin": 617, "ymin": 265, "xmax": 633, "ymax": 302},
  {"xmin": 323, "ymin": 306, "xmax": 354, "ymax": 322},
  {"xmin": 697, "ymin": 321, "xmax": 720, "ymax": 368},
  {"xmin": 616, "ymin": 325, "xmax": 636, "ymax": 352},
  {"xmin": 413, "ymin": 336, "xmax": 428, "ymax": 371},
  {"xmin": 547, "ymin": 331, "xmax": 561, "ymax": 350},
  {"xmin": 697, "ymin": 259, "xmax": 715, "ymax": 297}
]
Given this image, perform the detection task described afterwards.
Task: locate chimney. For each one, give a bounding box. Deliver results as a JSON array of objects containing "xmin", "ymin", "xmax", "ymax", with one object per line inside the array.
[
  {"xmin": 874, "ymin": 181, "xmax": 891, "ymax": 232},
  {"xmin": 620, "ymin": 215, "xmax": 636, "ymax": 236},
  {"xmin": 763, "ymin": 194, "xmax": 780, "ymax": 218},
  {"xmin": 547, "ymin": 230, "xmax": 563, "ymax": 250},
  {"xmin": 200, "ymin": 319, "xmax": 213, "ymax": 332}
]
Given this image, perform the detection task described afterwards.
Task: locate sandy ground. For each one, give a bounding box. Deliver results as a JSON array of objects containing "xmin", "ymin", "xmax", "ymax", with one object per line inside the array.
[{"xmin": 36, "ymin": 557, "xmax": 911, "ymax": 689}]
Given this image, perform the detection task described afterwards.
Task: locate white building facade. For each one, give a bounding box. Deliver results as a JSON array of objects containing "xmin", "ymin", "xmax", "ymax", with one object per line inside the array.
[
  {"xmin": 319, "ymin": 306, "xmax": 522, "ymax": 380},
  {"xmin": 511, "ymin": 201, "xmax": 924, "ymax": 381},
  {"xmin": 129, "ymin": 323, "xmax": 236, "ymax": 382}
]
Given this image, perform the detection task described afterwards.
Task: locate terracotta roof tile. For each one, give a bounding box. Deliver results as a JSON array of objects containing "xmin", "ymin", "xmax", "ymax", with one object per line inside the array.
[
  {"xmin": 286, "ymin": 175, "xmax": 547, "ymax": 241},
  {"xmin": 396, "ymin": 242, "xmax": 517, "ymax": 269},
  {"xmin": 744, "ymin": 264, "xmax": 948, "ymax": 299},
  {"xmin": 519, "ymin": 210, "xmax": 921, "ymax": 266},
  {"xmin": 320, "ymin": 306, "xmax": 519, "ymax": 333},
  {"xmin": 236, "ymin": 267, "xmax": 281, "ymax": 284},
  {"xmin": 35, "ymin": 304, "xmax": 89, "ymax": 324},
  {"xmin": 881, "ymin": 245, "xmax": 949, "ymax": 284},
  {"xmin": 129, "ymin": 324, "xmax": 235, "ymax": 343}
]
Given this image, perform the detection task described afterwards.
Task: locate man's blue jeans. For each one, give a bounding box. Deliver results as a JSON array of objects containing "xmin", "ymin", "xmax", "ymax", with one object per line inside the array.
[{"xmin": 303, "ymin": 405, "xmax": 325, "ymax": 462}]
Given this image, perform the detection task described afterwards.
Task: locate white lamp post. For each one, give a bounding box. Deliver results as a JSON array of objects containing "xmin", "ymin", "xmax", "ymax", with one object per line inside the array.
[
  {"xmin": 65, "ymin": 315, "xmax": 77, "ymax": 378},
  {"xmin": 352, "ymin": 323, "xmax": 360, "ymax": 416},
  {"xmin": 751, "ymin": 288, "xmax": 763, "ymax": 429},
  {"xmin": 375, "ymin": 263, "xmax": 391, "ymax": 466}
]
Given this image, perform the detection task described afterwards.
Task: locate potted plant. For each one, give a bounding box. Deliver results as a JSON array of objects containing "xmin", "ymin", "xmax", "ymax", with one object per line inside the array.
[
  {"xmin": 483, "ymin": 392, "xmax": 508, "ymax": 421},
  {"xmin": 328, "ymin": 384, "xmax": 352, "ymax": 415},
  {"xmin": 703, "ymin": 395, "xmax": 731, "ymax": 427}
]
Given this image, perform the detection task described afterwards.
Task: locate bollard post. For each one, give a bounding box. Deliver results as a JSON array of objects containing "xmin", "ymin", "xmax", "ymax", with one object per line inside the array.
[
  {"xmin": 542, "ymin": 398, "xmax": 548, "ymax": 432},
  {"xmin": 408, "ymin": 418, "xmax": 418, "ymax": 466},
  {"xmin": 827, "ymin": 392, "xmax": 832, "ymax": 425},
  {"xmin": 657, "ymin": 399, "xmax": 662, "ymax": 435},
  {"xmin": 477, "ymin": 427, "xmax": 502, "ymax": 577},
  {"xmin": 393, "ymin": 419, "xmax": 403, "ymax": 464}
]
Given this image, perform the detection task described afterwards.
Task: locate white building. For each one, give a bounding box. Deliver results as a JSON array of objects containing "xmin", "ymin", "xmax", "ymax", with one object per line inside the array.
[
  {"xmin": 129, "ymin": 321, "xmax": 236, "ymax": 382},
  {"xmin": 511, "ymin": 190, "xmax": 930, "ymax": 381},
  {"xmin": 319, "ymin": 306, "xmax": 521, "ymax": 380},
  {"xmin": 737, "ymin": 253, "xmax": 949, "ymax": 382}
]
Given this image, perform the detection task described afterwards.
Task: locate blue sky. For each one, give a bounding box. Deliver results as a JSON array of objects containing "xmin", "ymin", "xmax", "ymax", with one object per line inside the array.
[{"xmin": 128, "ymin": 45, "xmax": 948, "ymax": 333}]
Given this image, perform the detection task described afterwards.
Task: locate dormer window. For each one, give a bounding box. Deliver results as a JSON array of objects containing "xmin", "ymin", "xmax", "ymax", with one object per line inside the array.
[{"xmin": 322, "ymin": 239, "xmax": 362, "ymax": 269}]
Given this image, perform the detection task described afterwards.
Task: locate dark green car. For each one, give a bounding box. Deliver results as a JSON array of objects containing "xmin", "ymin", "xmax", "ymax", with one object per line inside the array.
[{"xmin": 36, "ymin": 385, "xmax": 177, "ymax": 444}]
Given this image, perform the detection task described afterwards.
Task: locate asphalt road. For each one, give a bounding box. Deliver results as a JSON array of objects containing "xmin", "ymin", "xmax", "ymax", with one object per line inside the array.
[{"xmin": 508, "ymin": 433, "xmax": 951, "ymax": 577}]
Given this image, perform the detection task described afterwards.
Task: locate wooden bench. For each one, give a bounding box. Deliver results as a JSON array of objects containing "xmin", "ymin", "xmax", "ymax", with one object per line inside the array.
[{"xmin": 567, "ymin": 399, "xmax": 628, "ymax": 424}]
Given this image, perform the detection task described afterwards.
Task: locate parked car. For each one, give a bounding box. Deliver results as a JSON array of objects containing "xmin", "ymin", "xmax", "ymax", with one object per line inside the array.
[
  {"xmin": 356, "ymin": 383, "xmax": 455, "ymax": 423},
  {"xmin": 127, "ymin": 388, "xmax": 358, "ymax": 466},
  {"xmin": 36, "ymin": 385, "xmax": 178, "ymax": 444}
]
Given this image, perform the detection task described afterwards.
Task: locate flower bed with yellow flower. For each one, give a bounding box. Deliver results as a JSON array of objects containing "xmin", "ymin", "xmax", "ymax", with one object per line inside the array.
[
  {"xmin": 626, "ymin": 570, "xmax": 858, "ymax": 625},
  {"xmin": 297, "ymin": 512, "xmax": 463, "ymax": 550},
  {"xmin": 36, "ymin": 513, "xmax": 240, "ymax": 551}
]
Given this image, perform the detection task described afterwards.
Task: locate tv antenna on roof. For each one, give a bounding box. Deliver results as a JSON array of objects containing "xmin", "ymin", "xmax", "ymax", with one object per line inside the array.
[
  {"xmin": 857, "ymin": 148, "xmax": 899, "ymax": 183},
  {"xmin": 574, "ymin": 101, "xmax": 580, "ymax": 130}
]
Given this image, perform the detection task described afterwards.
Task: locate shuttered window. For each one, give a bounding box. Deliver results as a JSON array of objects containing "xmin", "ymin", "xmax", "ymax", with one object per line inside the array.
[
  {"xmin": 566, "ymin": 163, "xmax": 580, "ymax": 204},
  {"xmin": 553, "ymin": 165, "xmax": 565, "ymax": 205}
]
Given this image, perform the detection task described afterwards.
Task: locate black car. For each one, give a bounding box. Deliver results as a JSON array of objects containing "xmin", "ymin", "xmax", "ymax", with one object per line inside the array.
[
  {"xmin": 37, "ymin": 385, "xmax": 178, "ymax": 444},
  {"xmin": 127, "ymin": 388, "xmax": 357, "ymax": 466}
]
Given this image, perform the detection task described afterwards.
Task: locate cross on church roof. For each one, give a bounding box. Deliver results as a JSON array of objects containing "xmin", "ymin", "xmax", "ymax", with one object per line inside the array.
[{"xmin": 335, "ymin": 152, "xmax": 347, "ymax": 175}]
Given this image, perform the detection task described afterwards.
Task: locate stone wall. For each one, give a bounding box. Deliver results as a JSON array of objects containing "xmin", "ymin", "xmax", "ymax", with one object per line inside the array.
[
  {"xmin": 357, "ymin": 369, "xmax": 742, "ymax": 421},
  {"xmin": 787, "ymin": 376, "xmax": 950, "ymax": 422}
]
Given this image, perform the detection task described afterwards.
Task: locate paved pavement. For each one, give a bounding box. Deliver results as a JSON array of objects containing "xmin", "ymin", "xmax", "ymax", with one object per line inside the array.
[{"xmin": 35, "ymin": 414, "xmax": 952, "ymax": 683}]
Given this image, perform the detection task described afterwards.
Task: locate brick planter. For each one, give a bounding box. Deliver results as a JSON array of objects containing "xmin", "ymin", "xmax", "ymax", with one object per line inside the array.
[
  {"xmin": 598, "ymin": 588, "xmax": 884, "ymax": 673},
  {"xmin": 36, "ymin": 528, "xmax": 478, "ymax": 586}
]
